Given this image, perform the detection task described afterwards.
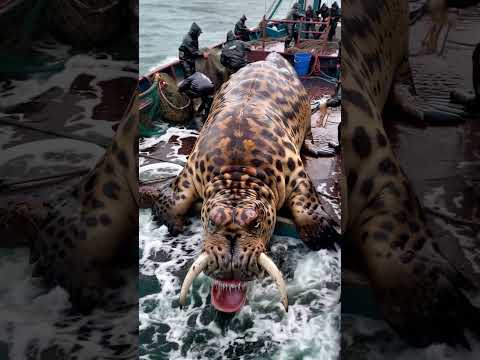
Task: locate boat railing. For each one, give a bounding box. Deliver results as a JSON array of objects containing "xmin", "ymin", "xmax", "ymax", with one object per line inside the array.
[{"xmin": 259, "ymin": 16, "xmax": 336, "ymax": 54}]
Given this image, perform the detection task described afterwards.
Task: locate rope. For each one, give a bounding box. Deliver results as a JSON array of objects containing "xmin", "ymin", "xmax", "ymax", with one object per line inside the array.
[
  {"xmin": 158, "ymin": 83, "xmax": 192, "ymax": 111},
  {"xmin": 0, "ymin": 116, "xmax": 109, "ymax": 148},
  {"xmin": 308, "ymin": 50, "xmax": 322, "ymax": 76}
]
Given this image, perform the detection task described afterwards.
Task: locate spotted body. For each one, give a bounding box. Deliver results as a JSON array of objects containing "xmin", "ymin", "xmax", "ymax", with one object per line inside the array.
[
  {"xmin": 31, "ymin": 96, "xmax": 139, "ymax": 311},
  {"xmin": 342, "ymin": 0, "xmax": 479, "ymax": 346},
  {"xmin": 154, "ymin": 52, "xmax": 339, "ymax": 285}
]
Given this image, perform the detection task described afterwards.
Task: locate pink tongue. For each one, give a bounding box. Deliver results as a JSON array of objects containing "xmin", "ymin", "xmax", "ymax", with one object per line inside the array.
[{"xmin": 211, "ymin": 279, "xmax": 247, "ymax": 313}]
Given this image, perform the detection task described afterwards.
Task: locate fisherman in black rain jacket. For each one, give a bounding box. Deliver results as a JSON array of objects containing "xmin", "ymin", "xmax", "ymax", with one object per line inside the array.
[
  {"xmin": 285, "ymin": 2, "xmax": 301, "ymax": 48},
  {"xmin": 305, "ymin": 5, "xmax": 316, "ymax": 39},
  {"xmin": 178, "ymin": 71, "xmax": 215, "ymax": 121},
  {"xmin": 234, "ymin": 15, "xmax": 250, "ymax": 41},
  {"xmin": 328, "ymin": 2, "xmax": 341, "ymax": 41},
  {"xmin": 220, "ymin": 31, "xmax": 251, "ymax": 73},
  {"xmin": 316, "ymin": 2, "xmax": 330, "ymax": 38},
  {"xmin": 179, "ymin": 22, "xmax": 207, "ymax": 77}
]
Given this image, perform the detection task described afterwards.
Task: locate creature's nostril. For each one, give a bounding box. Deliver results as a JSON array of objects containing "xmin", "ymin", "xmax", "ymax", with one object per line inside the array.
[{"xmin": 225, "ymin": 234, "xmax": 236, "ymax": 243}]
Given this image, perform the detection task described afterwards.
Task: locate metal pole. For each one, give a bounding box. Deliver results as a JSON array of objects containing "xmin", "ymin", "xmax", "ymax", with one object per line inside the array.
[{"xmin": 262, "ymin": 15, "xmax": 266, "ymax": 51}]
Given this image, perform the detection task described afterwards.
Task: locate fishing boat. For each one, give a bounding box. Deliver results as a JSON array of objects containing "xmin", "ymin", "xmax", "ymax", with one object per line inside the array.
[{"xmin": 138, "ymin": 0, "xmax": 342, "ymax": 232}]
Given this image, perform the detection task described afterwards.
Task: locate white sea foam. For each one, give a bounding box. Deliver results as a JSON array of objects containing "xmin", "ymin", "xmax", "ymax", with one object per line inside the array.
[
  {"xmin": 139, "ymin": 188, "xmax": 341, "ymax": 360},
  {"xmin": 0, "ymin": 248, "xmax": 137, "ymax": 359},
  {"xmin": 139, "ymin": 126, "xmax": 199, "ymax": 164}
]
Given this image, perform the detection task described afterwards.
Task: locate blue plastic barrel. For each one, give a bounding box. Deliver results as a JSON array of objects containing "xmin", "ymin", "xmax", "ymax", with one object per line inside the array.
[{"xmin": 294, "ymin": 52, "xmax": 312, "ymax": 76}]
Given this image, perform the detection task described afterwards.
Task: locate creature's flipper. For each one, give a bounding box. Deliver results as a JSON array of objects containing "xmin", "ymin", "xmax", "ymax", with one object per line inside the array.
[
  {"xmin": 152, "ymin": 169, "xmax": 198, "ymax": 235},
  {"xmin": 286, "ymin": 176, "xmax": 340, "ymax": 250},
  {"xmin": 390, "ymin": 60, "xmax": 464, "ymax": 123}
]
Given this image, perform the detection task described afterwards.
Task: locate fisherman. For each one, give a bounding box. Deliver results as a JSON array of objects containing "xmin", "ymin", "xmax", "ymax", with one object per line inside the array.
[
  {"xmin": 328, "ymin": 2, "xmax": 341, "ymax": 42},
  {"xmin": 305, "ymin": 5, "xmax": 316, "ymax": 39},
  {"xmin": 234, "ymin": 15, "xmax": 250, "ymax": 42},
  {"xmin": 178, "ymin": 71, "xmax": 215, "ymax": 121},
  {"xmin": 316, "ymin": 2, "xmax": 330, "ymax": 39},
  {"xmin": 285, "ymin": 2, "xmax": 301, "ymax": 49},
  {"xmin": 220, "ymin": 30, "xmax": 251, "ymax": 74},
  {"xmin": 178, "ymin": 22, "xmax": 208, "ymax": 77}
]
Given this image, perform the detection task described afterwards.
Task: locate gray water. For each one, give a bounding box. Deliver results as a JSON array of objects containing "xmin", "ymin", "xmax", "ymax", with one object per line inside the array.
[{"xmin": 139, "ymin": 0, "xmax": 297, "ymax": 74}]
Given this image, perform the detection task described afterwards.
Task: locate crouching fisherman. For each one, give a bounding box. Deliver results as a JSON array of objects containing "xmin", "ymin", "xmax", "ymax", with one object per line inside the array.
[
  {"xmin": 220, "ymin": 31, "xmax": 251, "ymax": 74},
  {"xmin": 178, "ymin": 72, "xmax": 214, "ymax": 122}
]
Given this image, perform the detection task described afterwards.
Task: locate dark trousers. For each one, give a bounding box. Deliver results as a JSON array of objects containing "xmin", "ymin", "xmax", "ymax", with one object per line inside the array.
[
  {"xmin": 328, "ymin": 20, "xmax": 338, "ymax": 41},
  {"xmin": 305, "ymin": 23, "xmax": 314, "ymax": 39},
  {"xmin": 180, "ymin": 60, "xmax": 195, "ymax": 78},
  {"xmin": 197, "ymin": 95, "xmax": 213, "ymax": 116},
  {"xmin": 285, "ymin": 30, "xmax": 298, "ymax": 48}
]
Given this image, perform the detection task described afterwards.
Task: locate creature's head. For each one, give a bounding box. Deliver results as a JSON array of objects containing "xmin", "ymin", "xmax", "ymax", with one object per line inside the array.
[
  {"xmin": 226, "ymin": 30, "xmax": 235, "ymax": 42},
  {"xmin": 180, "ymin": 187, "xmax": 287, "ymax": 313},
  {"xmin": 241, "ymin": 14, "xmax": 247, "ymax": 22},
  {"xmin": 189, "ymin": 22, "xmax": 202, "ymax": 37}
]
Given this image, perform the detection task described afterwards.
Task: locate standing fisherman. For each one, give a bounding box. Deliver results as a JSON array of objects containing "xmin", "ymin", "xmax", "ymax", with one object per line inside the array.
[
  {"xmin": 234, "ymin": 15, "xmax": 250, "ymax": 41},
  {"xmin": 328, "ymin": 2, "xmax": 341, "ymax": 41},
  {"xmin": 317, "ymin": 2, "xmax": 330, "ymax": 38},
  {"xmin": 285, "ymin": 2, "xmax": 301, "ymax": 49},
  {"xmin": 305, "ymin": 5, "xmax": 316, "ymax": 39},
  {"xmin": 179, "ymin": 22, "xmax": 208, "ymax": 77}
]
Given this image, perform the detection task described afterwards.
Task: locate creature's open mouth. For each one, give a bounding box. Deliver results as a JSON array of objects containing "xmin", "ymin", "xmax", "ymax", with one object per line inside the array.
[
  {"xmin": 179, "ymin": 253, "xmax": 288, "ymax": 312},
  {"xmin": 211, "ymin": 279, "xmax": 248, "ymax": 313}
]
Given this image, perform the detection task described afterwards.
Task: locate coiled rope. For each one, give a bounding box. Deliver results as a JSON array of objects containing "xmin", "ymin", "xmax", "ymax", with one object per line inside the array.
[{"xmin": 158, "ymin": 82, "xmax": 192, "ymax": 111}]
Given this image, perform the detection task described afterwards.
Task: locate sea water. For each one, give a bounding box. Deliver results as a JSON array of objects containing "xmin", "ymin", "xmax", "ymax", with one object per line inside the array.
[{"xmin": 0, "ymin": 33, "xmax": 138, "ymax": 358}]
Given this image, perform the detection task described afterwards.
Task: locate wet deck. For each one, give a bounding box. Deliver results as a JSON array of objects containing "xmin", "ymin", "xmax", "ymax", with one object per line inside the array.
[{"xmin": 342, "ymin": 5, "xmax": 480, "ymax": 359}]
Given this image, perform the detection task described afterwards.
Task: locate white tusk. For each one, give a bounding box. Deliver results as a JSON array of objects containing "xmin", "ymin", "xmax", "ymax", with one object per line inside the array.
[
  {"xmin": 258, "ymin": 253, "xmax": 289, "ymax": 312},
  {"xmin": 179, "ymin": 252, "xmax": 210, "ymax": 306}
]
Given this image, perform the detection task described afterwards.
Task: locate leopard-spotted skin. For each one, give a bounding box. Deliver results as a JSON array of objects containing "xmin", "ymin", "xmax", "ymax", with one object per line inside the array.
[
  {"xmin": 31, "ymin": 95, "xmax": 139, "ymax": 312},
  {"xmin": 342, "ymin": 0, "xmax": 479, "ymax": 346},
  {"xmin": 153, "ymin": 52, "xmax": 339, "ymax": 282}
]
